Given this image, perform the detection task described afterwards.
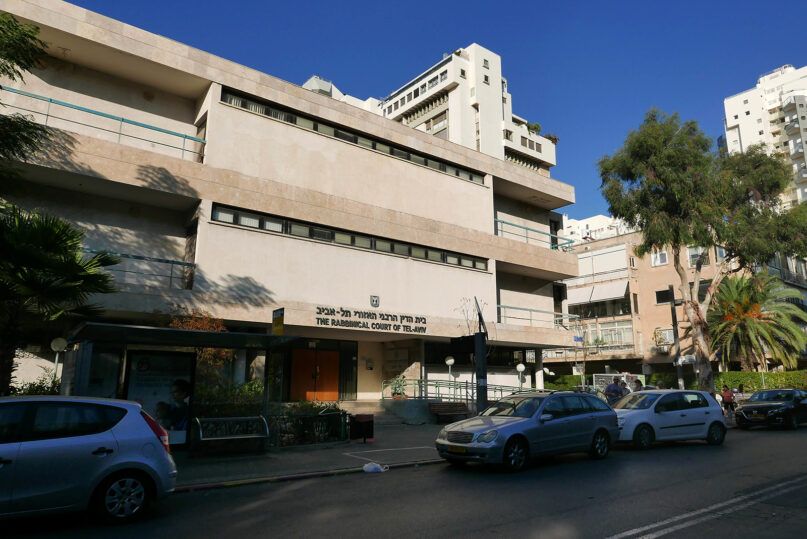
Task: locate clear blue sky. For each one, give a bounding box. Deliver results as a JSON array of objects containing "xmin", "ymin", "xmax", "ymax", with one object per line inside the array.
[{"xmin": 70, "ymin": 0, "xmax": 806, "ymax": 219}]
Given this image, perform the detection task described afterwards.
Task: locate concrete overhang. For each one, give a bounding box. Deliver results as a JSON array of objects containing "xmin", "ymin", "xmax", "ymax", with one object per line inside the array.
[{"xmin": 492, "ymin": 175, "xmax": 575, "ymax": 210}]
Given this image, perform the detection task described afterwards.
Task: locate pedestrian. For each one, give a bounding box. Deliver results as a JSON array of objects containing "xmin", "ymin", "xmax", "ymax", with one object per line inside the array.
[
  {"xmin": 634, "ymin": 379, "xmax": 644, "ymax": 392},
  {"xmin": 721, "ymin": 384, "xmax": 736, "ymax": 418},
  {"xmin": 621, "ymin": 381, "xmax": 631, "ymax": 395},
  {"xmin": 656, "ymin": 381, "xmax": 665, "ymax": 389},
  {"xmin": 605, "ymin": 376, "xmax": 623, "ymax": 405}
]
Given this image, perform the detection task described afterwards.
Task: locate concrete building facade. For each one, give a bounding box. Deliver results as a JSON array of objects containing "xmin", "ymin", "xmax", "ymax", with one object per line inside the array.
[{"xmin": 1, "ymin": 2, "xmax": 577, "ymax": 422}]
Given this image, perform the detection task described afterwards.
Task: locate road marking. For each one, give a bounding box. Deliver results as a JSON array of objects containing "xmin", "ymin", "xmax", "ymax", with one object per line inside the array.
[
  {"xmin": 344, "ymin": 446, "xmax": 436, "ymax": 462},
  {"xmin": 607, "ymin": 475, "xmax": 807, "ymax": 539}
]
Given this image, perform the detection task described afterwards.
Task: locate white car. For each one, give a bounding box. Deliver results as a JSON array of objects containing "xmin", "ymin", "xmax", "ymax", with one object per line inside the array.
[
  {"xmin": 0, "ymin": 396, "xmax": 176, "ymax": 522},
  {"xmin": 614, "ymin": 390, "xmax": 726, "ymax": 449}
]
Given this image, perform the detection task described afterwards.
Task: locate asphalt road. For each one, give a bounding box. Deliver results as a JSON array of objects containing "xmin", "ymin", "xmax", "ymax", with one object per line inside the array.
[{"xmin": 6, "ymin": 428, "xmax": 807, "ymax": 538}]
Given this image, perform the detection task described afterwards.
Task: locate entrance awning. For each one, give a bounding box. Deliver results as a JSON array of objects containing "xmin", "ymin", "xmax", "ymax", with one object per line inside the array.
[
  {"xmin": 567, "ymin": 285, "xmax": 594, "ymax": 305},
  {"xmin": 589, "ymin": 280, "xmax": 629, "ymax": 302}
]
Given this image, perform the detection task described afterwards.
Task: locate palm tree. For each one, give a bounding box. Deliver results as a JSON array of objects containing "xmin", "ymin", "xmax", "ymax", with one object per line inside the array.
[
  {"xmin": 708, "ymin": 273, "xmax": 807, "ymax": 371},
  {"xmin": 0, "ymin": 205, "xmax": 119, "ymax": 395}
]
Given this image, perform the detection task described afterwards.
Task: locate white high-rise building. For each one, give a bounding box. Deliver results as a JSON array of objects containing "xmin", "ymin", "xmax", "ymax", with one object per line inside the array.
[
  {"xmin": 562, "ymin": 214, "xmax": 635, "ymax": 245},
  {"xmin": 723, "ymin": 64, "xmax": 807, "ymax": 206}
]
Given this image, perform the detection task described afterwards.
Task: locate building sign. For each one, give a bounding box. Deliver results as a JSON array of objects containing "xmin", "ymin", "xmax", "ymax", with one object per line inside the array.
[{"xmin": 315, "ymin": 305, "xmax": 428, "ymax": 334}]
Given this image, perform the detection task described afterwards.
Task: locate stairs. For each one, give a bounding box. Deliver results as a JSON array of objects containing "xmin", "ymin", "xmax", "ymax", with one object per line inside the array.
[{"xmin": 339, "ymin": 400, "xmax": 402, "ymax": 425}]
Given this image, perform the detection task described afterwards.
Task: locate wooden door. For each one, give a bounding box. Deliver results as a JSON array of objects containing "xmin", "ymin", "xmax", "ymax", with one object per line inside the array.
[
  {"xmin": 314, "ymin": 350, "xmax": 339, "ymax": 401},
  {"xmin": 290, "ymin": 349, "xmax": 316, "ymax": 401}
]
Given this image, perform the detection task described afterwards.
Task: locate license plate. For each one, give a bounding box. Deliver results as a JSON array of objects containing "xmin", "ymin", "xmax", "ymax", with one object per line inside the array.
[
  {"xmin": 447, "ymin": 445, "xmax": 467, "ymax": 454},
  {"xmin": 751, "ymin": 412, "xmax": 763, "ymax": 419}
]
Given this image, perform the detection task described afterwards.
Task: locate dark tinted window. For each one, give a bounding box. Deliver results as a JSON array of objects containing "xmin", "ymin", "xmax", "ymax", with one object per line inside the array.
[
  {"xmin": 655, "ymin": 394, "xmax": 683, "ymax": 413},
  {"xmin": 586, "ymin": 397, "xmax": 611, "ymax": 412},
  {"xmin": 560, "ymin": 395, "xmax": 587, "ymax": 416},
  {"xmin": 682, "ymin": 392, "xmax": 709, "ymax": 408},
  {"xmin": 0, "ymin": 403, "xmax": 26, "ymax": 444},
  {"xmin": 543, "ymin": 397, "xmax": 567, "ymax": 418},
  {"xmin": 23, "ymin": 403, "xmax": 126, "ymax": 442}
]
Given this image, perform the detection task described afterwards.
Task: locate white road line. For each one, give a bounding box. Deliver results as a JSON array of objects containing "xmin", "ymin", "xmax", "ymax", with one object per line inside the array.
[
  {"xmin": 607, "ymin": 476, "xmax": 807, "ymax": 539},
  {"xmin": 639, "ymin": 481, "xmax": 807, "ymax": 538}
]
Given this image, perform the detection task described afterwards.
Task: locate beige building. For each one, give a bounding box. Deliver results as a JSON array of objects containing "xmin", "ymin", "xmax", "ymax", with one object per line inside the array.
[
  {"xmin": 1, "ymin": 2, "xmax": 578, "ymax": 411},
  {"xmin": 547, "ymin": 232, "xmax": 728, "ymax": 375}
]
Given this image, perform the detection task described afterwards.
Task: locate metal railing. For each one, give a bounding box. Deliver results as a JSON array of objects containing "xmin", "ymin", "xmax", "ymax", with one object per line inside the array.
[
  {"xmin": 543, "ymin": 343, "xmax": 636, "ymax": 360},
  {"xmin": 83, "ymin": 248, "xmax": 195, "ymax": 290},
  {"xmin": 381, "ymin": 378, "xmax": 523, "ymax": 403},
  {"xmin": 0, "ymin": 85, "xmax": 206, "ymax": 161},
  {"xmin": 497, "ymin": 304, "xmax": 579, "ymax": 329},
  {"xmin": 494, "ymin": 219, "xmax": 574, "ymax": 250}
]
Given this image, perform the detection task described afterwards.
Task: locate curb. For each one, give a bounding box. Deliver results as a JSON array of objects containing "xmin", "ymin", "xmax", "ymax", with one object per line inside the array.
[{"xmin": 174, "ymin": 458, "xmax": 445, "ymax": 493}]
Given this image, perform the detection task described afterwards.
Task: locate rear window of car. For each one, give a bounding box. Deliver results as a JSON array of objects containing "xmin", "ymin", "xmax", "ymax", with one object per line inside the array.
[
  {"xmin": 22, "ymin": 403, "xmax": 127, "ymax": 442},
  {"xmin": 585, "ymin": 397, "xmax": 611, "ymax": 412},
  {"xmin": 0, "ymin": 403, "xmax": 27, "ymax": 443}
]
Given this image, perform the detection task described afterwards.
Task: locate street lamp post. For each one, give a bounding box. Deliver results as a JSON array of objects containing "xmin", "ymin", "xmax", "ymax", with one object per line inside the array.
[
  {"xmin": 516, "ymin": 363, "xmax": 525, "ymax": 391},
  {"xmin": 445, "ymin": 356, "xmax": 455, "ymax": 400}
]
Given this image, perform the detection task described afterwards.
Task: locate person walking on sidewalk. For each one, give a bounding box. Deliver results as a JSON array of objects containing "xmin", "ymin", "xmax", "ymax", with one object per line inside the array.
[{"xmin": 721, "ymin": 385, "xmax": 736, "ymax": 422}]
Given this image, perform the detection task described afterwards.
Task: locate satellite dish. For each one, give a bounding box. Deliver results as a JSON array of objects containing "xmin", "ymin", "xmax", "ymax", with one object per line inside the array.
[{"xmin": 50, "ymin": 337, "xmax": 68, "ymax": 352}]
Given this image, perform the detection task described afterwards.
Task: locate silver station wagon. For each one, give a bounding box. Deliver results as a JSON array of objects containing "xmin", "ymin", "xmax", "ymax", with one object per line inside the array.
[{"xmin": 435, "ymin": 391, "xmax": 619, "ymax": 471}]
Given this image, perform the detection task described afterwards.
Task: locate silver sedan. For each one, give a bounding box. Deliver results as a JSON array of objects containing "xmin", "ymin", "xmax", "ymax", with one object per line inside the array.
[{"xmin": 435, "ymin": 391, "xmax": 619, "ymax": 471}]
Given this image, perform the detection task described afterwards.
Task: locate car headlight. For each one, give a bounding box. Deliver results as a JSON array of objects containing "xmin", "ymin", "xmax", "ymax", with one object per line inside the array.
[
  {"xmin": 476, "ymin": 430, "xmax": 499, "ymax": 443},
  {"xmin": 437, "ymin": 428, "xmax": 447, "ymax": 440},
  {"xmin": 767, "ymin": 407, "xmax": 786, "ymax": 416}
]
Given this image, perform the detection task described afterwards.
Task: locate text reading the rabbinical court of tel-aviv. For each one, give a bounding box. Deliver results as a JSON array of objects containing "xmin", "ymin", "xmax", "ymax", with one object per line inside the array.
[{"xmin": 315, "ymin": 306, "xmax": 427, "ymax": 334}]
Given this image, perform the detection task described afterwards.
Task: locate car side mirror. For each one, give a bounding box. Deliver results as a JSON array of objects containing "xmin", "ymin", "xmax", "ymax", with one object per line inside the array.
[{"xmin": 539, "ymin": 413, "xmax": 553, "ymax": 422}]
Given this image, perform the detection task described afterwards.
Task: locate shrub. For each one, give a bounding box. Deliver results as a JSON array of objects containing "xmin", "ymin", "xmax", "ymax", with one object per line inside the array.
[
  {"xmin": 715, "ymin": 371, "xmax": 807, "ymax": 393},
  {"xmin": 10, "ymin": 371, "xmax": 60, "ymax": 395}
]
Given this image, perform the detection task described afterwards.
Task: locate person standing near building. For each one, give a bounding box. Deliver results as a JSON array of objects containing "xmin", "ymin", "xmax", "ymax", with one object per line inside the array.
[
  {"xmin": 633, "ymin": 379, "xmax": 644, "ymax": 392},
  {"xmin": 721, "ymin": 384, "xmax": 736, "ymax": 418},
  {"xmin": 605, "ymin": 376, "xmax": 623, "ymax": 405}
]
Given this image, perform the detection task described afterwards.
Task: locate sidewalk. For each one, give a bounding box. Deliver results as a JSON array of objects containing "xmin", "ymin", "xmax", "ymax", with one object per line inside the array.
[{"xmin": 172, "ymin": 422, "xmax": 444, "ymax": 492}]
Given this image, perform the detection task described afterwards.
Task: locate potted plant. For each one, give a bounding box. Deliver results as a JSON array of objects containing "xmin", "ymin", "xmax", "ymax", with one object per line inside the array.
[{"xmin": 391, "ymin": 375, "xmax": 408, "ymax": 399}]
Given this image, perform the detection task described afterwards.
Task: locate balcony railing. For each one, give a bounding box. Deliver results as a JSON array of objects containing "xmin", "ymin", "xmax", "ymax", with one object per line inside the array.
[
  {"xmin": 494, "ymin": 219, "xmax": 574, "ymax": 250},
  {"xmin": 84, "ymin": 249, "xmax": 195, "ymax": 290},
  {"xmin": 786, "ymin": 119, "xmax": 800, "ymax": 135},
  {"xmin": 543, "ymin": 343, "xmax": 636, "ymax": 360},
  {"xmin": 497, "ymin": 305, "xmax": 579, "ymax": 329},
  {"xmin": 791, "ymin": 144, "xmax": 804, "ymax": 158},
  {"xmin": 0, "ymin": 86, "xmax": 206, "ymax": 162}
]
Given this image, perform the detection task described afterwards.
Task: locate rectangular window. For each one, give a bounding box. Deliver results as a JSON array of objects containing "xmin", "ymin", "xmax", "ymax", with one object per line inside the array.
[
  {"xmin": 399, "ymin": 98, "xmax": 406, "ymax": 107},
  {"xmin": 393, "ymin": 243, "xmax": 409, "ymax": 256},
  {"xmin": 651, "ymin": 251, "xmax": 668, "ymax": 266},
  {"xmin": 655, "ymin": 289, "xmax": 672, "ymax": 304},
  {"xmin": 357, "ymin": 136, "xmax": 373, "ymax": 149},
  {"xmin": 440, "ymin": 70, "xmax": 447, "ymax": 82},
  {"xmin": 238, "ymin": 213, "xmax": 260, "ymax": 228},
  {"xmin": 428, "ymin": 76, "xmax": 439, "ymax": 89},
  {"xmin": 212, "ymin": 207, "xmax": 235, "ymax": 224},
  {"xmin": 393, "ymin": 102, "xmax": 399, "ymax": 111},
  {"xmin": 290, "ymin": 223, "xmax": 310, "ymax": 238},
  {"xmin": 460, "ymin": 69, "xmax": 466, "ymax": 79},
  {"xmin": 688, "ymin": 247, "xmax": 710, "ymax": 267},
  {"xmin": 474, "ymin": 259, "xmax": 487, "ymax": 270},
  {"xmin": 483, "ymin": 59, "xmax": 489, "ymax": 68},
  {"xmin": 715, "ymin": 246, "xmax": 726, "ymax": 262},
  {"xmin": 407, "ymin": 92, "xmax": 412, "ymax": 102},
  {"xmin": 354, "ymin": 236, "xmax": 371, "ymax": 249},
  {"xmin": 316, "ymin": 123, "xmax": 335, "ymax": 136},
  {"xmin": 386, "ymin": 106, "xmax": 392, "ymax": 115},
  {"xmin": 391, "ymin": 147, "xmax": 408, "ymax": 159},
  {"xmin": 483, "ymin": 75, "xmax": 489, "ymax": 85},
  {"xmin": 410, "ymin": 154, "xmax": 426, "ymax": 166},
  {"xmin": 311, "ymin": 227, "xmax": 333, "ymax": 241},
  {"xmin": 413, "ymin": 88, "xmax": 419, "ymax": 98},
  {"xmin": 375, "ymin": 240, "xmax": 392, "ymax": 252},
  {"xmin": 375, "ymin": 142, "xmax": 390, "ymax": 154},
  {"xmin": 411, "ymin": 247, "xmax": 426, "ymax": 259},
  {"xmin": 521, "ymin": 136, "xmax": 528, "ymax": 147},
  {"xmin": 446, "ymin": 254, "xmax": 459, "ymax": 265},
  {"xmin": 334, "ymin": 232, "xmax": 352, "ymax": 245},
  {"xmin": 629, "ymin": 256, "xmax": 636, "ymax": 268},
  {"xmin": 460, "ymin": 258, "xmax": 474, "ymax": 268},
  {"xmin": 263, "ymin": 218, "xmax": 283, "ymax": 233},
  {"xmin": 420, "ymin": 83, "xmax": 427, "ymax": 94},
  {"xmin": 427, "ymin": 250, "xmax": 442, "ymax": 262},
  {"xmin": 296, "ymin": 116, "xmax": 315, "ymax": 130},
  {"xmin": 633, "ymin": 293, "xmax": 639, "ymax": 314},
  {"xmin": 528, "ymin": 140, "xmax": 535, "ymax": 150},
  {"xmin": 334, "ymin": 129, "xmax": 356, "ymax": 143}
]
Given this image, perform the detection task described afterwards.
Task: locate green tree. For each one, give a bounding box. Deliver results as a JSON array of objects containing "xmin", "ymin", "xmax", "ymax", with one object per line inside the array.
[
  {"xmin": 0, "ymin": 13, "xmax": 51, "ymax": 185},
  {"xmin": 0, "ymin": 206, "xmax": 119, "ymax": 396},
  {"xmin": 708, "ymin": 274, "xmax": 807, "ymax": 371},
  {"xmin": 599, "ymin": 109, "xmax": 807, "ymax": 392}
]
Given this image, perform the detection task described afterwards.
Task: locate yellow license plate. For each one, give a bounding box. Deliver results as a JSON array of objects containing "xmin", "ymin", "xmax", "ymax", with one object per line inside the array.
[{"xmin": 447, "ymin": 445, "xmax": 467, "ymax": 454}]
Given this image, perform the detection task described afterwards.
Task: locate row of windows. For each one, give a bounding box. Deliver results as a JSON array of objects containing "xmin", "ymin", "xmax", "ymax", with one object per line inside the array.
[
  {"xmin": 386, "ymin": 69, "xmax": 449, "ymax": 114},
  {"xmin": 221, "ymin": 90, "xmax": 483, "ymax": 185},
  {"xmin": 212, "ymin": 205, "xmax": 488, "ymax": 271},
  {"xmin": 520, "ymin": 136, "xmax": 542, "ymax": 153}
]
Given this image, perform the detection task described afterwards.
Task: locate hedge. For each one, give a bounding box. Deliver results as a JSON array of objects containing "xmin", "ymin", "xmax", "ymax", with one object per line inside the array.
[{"xmin": 715, "ymin": 371, "xmax": 807, "ymax": 392}]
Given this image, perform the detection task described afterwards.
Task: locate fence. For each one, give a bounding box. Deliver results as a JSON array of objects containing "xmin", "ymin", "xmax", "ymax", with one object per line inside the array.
[
  {"xmin": 497, "ymin": 304, "xmax": 579, "ymax": 329},
  {"xmin": 494, "ymin": 219, "xmax": 574, "ymax": 251},
  {"xmin": 381, "ymin": 378, "xmax": 523, "ymax": 403},
  {"xmin": 1, "ymin": 85, "xmax": 205, "ymax": 162},
  {"xmin": 83, "ymin": 249, "xmax": 195, "ymax": 290}
]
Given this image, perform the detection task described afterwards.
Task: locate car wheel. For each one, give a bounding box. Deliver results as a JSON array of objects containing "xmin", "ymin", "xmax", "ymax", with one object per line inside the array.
[
  {"xmin": 787, "ymin": 414, "xmax": 799, "ymax": 430},
  {"xmin": 94, "ymin": 472, "xmax": 152, "ymax": 523},
  {"xmin": 633, "ymin": 424, "xmax": 654, "ymax": 450},
  {"xmin": 502, "ymin": 436, "xmax": 528, "ymax": 472},
  {"xmin": 706, "ymin": 422, "xmax": 726, "ymax": 445},
  {"xmin": 588, "ymin": 430, "xmax": 610, "ymax": 460}
]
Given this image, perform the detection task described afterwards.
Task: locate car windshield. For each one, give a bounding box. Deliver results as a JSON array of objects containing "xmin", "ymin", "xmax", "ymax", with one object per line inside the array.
[
  {"xmin": 749, "ymin": 390, "xmax": 793, "ymax": 402},
  {"xmin": 481, "ymin": 397, "xmax": 543, "ymax": 417},
  {"xmin": 613, "ymin": 393, "xmax": 660, "ymax": 410}
]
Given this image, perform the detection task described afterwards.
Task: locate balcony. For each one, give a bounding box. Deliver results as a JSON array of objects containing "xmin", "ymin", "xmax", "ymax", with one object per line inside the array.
[
  {"xmin": 792, "ymin": 144, "xmax": 804, "ymax": 159},
  {"xmin": 84, "ymin": 249, "xmax": 195, "ymax": 290},
  {"xmin": 797, "ymin": 169, "xmax": 807, "ymax": 184},
  {"xmin": 0, "ymin": 86, "xmax": 205, "ymax": 162},
  {"xmin": 786, "ymin": 119, "xmax": 801, "ymax": 135},
  {"xmin": 783, "ymin": 97, "xmax": 797, "ymax": 111},
  {"xmin": 497, "ymin": 305, "xmax": 579, "ymax": 330},
  {"xmin": 542, "ymin": 343, "xmax": 637, "ymax": 362},
  {"xmin": 494, "ymin": 219, "xmax": 573, "ymax": 251}
]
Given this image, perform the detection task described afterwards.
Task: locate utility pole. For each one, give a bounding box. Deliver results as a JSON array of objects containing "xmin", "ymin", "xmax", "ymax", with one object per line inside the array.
[
  {"xmin": 668, "ymin": 285, "xmax": 684, "ymax": 389},
  {"xmin": 474, "ymin": 297, "xmax": 489, "ymax": 413}
]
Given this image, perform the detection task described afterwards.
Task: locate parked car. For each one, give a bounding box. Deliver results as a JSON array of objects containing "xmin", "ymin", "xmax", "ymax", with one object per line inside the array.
[
  {"xmin": 613, "ymin": 390, "xmax": 726, "ymax": 449},
  {"xmin": 435, "ymin": 391, "xmax": 619, "ymax": 472},
  {"xmin": 0, "ymin": 396, "xmax": 176, "ymax": 522},
  {"xmin": 572, "ymin": 386, "xmax": 609, "ymax": 402},
  {"xmin": 735, "ymin": 389, "xmax": 807, "ymax": 430}
]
